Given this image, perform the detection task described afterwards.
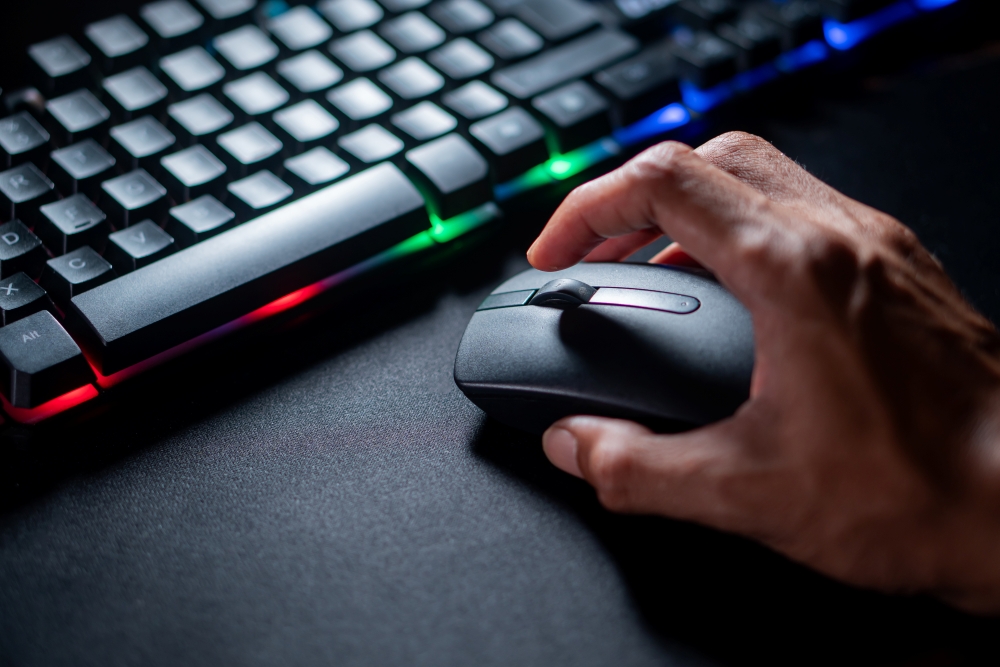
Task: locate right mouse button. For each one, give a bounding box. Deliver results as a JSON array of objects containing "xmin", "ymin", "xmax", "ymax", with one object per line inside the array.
[{"xmin": 589, "ymin": 287, "xmax": 700, "ymax": 314}]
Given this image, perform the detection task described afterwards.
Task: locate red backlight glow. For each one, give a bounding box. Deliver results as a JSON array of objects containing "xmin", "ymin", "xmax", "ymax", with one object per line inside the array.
[{"xmin": 2, "ymin": 384, "xmax": 100, "ymax": 425}]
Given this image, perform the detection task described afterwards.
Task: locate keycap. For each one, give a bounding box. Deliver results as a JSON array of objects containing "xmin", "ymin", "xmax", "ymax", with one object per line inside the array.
[
  {"xmin": 102, "ymin": 67, "xmax": 170, "ymax": 121},
  {"xmin": 0, "ymin": 310, "xmax": 94, "ymax": 408},
  {"xmin": 277, "ymin": 51, "xmax": 344, "ymax": 96},
  {"xmin": 428, "ymin": 39, "xmax": 494, "ymax": 80},
  {"xmin": 670, "ymin": 30, "xmax": 739, "ymax": 88},
  {"xmin": 379, "ymin": 0, "xmax": 431, "ymax": 11},
  {"xmin": 492, "ymin": 28, "xmax": 640, "ymax": 99},
  {"xmin": 750, "ymin": 0, "xmax": 824, "ymax": 50},
  {"xmin": 272, "ymin": 100, "xmax": 339, "ymax": 152},
  {"xmin": 326, "ymin": 78, "xmax": 394, "ymax": 121},
  {"xmin": 44, "ymin": 90, "xmax": 111, "ymax": 146},
  {"xmin": 391, "ymin": 101, "xmax": 457, "ymax": 141},
  {"xmin": 0, "ymin": 163, "xmax": 56, "ymax": 226},
  {"xmin": 140, "ymin": 0, "xmax": 206, "ymax": 51},
  {"xmin": 0, "ymin": 220, "xmax": 47, "ymax": 279},
  {"xmin": 0, "ymin": 113, "xmax": 50, "ymax": 169},
  {"xmin": 49, "ymin": 139, "xmax": 117, "ymax": 199},
  {"xmin": 478, "ymin": 19, "xmax": 544, "ymax": 60},
  {"xmin": 159, "ymin": 145, "xmax": 229, "ymax": 201},
  {"xmin": 820, "ymin": 0, "xmax": 898, "ymax": 22},
  {"xmin": 105, "ymin": 220, "xmax": 177, "ymax": 274},
  {"xmin": 70, "ymin": 162, "xmax": 429, "ymax": 373},
  {"xmin": 379, "ymin": 12, "xmax": 446, "ymax": 53},
  {"xmin": 594, "ymin": 42, "xmax": 681, "ymax": 125},
  {"xmin": 27, "ymin": 36, "xmax": 92, "ymax": 95},
  {"xmin": 329, "ymin": 30, "xmax": 396, "ymax": 72},
  {"xmin": 716, "ymin": 14, "xmax": 782, "ymax": 68},
  {"xmin": 213, "ymin": 25, "xmax": 280, "ymax": 73},
  {"xmin": 216, "ymin": 122, "xmax": 284, "ymax": 175},
  {"xmin": 512, "ymin": 0, "xmax": 599, "ymax": 42},
  {"xmin": 268, "ymin": 7, "xmax": 334, "ymax": 52},
  {"xmin": 429, "ymin": 0, "xmax": 494, "ymax": 34},
  {"xmin": 37, "ymin": 194, "xmax": 110, "ymax": 255},
  {"xmin": 0, "ymin": 273, "xmax": 53, "ymax": 326},
  {"xmin": 338, "ymin": 125, "xmax": 405, "ymax": 163},
  {"xmin": 100, "ymin": 170, "xmax": 169, "ymax": 227},
  {"xmin": 317, "ymin": 0, "xmax": 384, "ymax": 32},
  {"xmin": 167, "ymin": 94, "xmax": 235, "ymax": 144},
  {"xmin": 194, "ymin": 0, "xmax": 256, "ymax": 30},
  {"xmin": 405, "ymin": 133, "xmax": 489, "ymax": 218},
  {"xmin": 109, "ymin": 116, "xmax": 177, "ymax": 173},
  {"xmin": 223, "ymin": 72, "xmax": 290, "ymax": 119},
  {"xmin": 531, "ymin": 81, "xmax": 611, "ymax": 152},
  {"xmin": 167, "ymin": 195, "xmax": 237, "ymax": 246},
  {"xmin": 283, "ymin": 147, "xmax": 351, "ymax": 192},
  {"xmin": 377, "ymin": 58, "xmax": 445, "ymax": 99},
  {"xmin": 160, "ymin": 47, "xmax": 227, "ymax": 96},
  {"xmin": 469, "ymin": 106, "xmax": 547, "ymax": 181},
  {"xmin": 227, "ymin": 170, "xmax": 295, "ymax": 218},
  {"xmin": 84, "ymin": 15, "xmax": 150, "ymax": 73},
  {"xmin": 40, "ymin": 246, "xmax": 116, "ymax": 305},
  {"xmin": 672, "ymin": 0, "xmax": 738, "ymax": 30},
  {"xmin": 442, "ymin": 81, "xmax": 508, "ymax": 119}
]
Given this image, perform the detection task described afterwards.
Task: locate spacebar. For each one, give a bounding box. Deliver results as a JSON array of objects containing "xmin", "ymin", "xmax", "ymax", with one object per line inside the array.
[{"xmin": 69, "ymin": 163, "xmax": 429, "ymax": 374}]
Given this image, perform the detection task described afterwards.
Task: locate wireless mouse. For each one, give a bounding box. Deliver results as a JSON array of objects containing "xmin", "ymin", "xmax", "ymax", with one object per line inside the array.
[{"xmin": 454, "ymin": 262, "xmax": 755, "ymax": 434}]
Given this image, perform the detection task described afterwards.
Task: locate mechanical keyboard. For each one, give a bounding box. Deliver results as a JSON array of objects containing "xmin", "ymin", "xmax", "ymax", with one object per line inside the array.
[{"xmin": 0, "ymin": 0, "xmax": 970, "ymax": 426}]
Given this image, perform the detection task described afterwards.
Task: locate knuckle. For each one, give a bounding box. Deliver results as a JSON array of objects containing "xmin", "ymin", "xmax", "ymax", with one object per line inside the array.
[
  {"xmin": 699, "ymin": 131, "xmax": 779, "ymax": 164},
  {"xmin": 630, "ymin": 141, "xmax": 696, "ymax": 184}
]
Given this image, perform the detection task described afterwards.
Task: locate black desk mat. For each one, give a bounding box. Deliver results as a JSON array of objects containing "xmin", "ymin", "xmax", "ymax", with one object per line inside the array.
[{"xmin": 2, "ymin": 16, "xmax": 1000, "ymax": 667}]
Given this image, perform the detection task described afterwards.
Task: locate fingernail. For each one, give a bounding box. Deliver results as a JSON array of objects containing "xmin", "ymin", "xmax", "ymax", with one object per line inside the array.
[{"xmin": 543, "ymin": 427, "xmax": 582, "ymax": 478}]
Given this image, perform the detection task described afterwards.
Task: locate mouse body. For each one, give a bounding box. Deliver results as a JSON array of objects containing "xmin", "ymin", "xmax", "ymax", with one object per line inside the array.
[{"xmin": 454, "ymin": 263, "xmax": 755, "ymax": 434}]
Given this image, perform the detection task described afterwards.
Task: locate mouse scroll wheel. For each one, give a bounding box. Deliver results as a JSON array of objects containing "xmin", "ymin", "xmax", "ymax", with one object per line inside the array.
[{"xmin": 528, "ymin": 279, "xmax": 598, "ymax": 309}]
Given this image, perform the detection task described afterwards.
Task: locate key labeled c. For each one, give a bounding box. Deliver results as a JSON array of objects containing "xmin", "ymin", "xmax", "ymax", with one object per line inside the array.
[{"xmin": 68, "ymin": 258, "xmax": 86, "ymax": 270}]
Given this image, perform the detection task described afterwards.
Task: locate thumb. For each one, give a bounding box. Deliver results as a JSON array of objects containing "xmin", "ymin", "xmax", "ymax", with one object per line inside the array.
[{"xmin": 543, "ymin": 415, "xmax": 759, "ymax": 528}]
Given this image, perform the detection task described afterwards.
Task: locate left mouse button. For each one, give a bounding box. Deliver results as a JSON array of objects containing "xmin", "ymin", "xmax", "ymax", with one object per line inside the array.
[
  {"xmin": 477, "ymin": 289, "xmax": 537, "ymax": 311},
  {"xmin": 528, "ymin": 278, "xmax": 597, "ymax": 308}
]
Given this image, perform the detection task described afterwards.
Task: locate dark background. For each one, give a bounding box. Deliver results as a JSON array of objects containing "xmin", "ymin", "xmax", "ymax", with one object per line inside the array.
[{"xmin": 2, "ymin": 2, "xmax": 1000, "ymax": 665}]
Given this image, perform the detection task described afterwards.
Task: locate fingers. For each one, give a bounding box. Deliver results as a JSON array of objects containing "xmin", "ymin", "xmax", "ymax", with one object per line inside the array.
[
  {"xmin": 583, "ymin": 228, "xmax": 663, "ymax": 263},
  {"xmin": 542, "ymin": 415, "xmax": 759, "ymax": 529},
  {"xmin": 649, "ymin": 241, "xmax": 703, "ymax": 268},
  {"xmin": 527, "ymin": 140, "xmax": 780, "ymax": 283}
]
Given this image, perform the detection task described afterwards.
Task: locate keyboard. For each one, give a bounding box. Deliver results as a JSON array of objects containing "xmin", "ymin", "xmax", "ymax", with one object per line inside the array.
[{"xmin": 0, "ymin": 0, "xmax": 968, "ymax": 426}]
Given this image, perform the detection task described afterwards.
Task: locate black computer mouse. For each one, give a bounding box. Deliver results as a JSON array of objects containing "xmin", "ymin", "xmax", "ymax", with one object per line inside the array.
[{"xmin": 454, "ymin": 263, "xmax": 755, "ymax": 434}]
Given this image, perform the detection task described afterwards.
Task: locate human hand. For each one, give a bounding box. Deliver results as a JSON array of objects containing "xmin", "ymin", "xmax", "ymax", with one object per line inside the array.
[{"xmin": 526, "ymin": 132, "xmax": 1000, "ymax": 614}]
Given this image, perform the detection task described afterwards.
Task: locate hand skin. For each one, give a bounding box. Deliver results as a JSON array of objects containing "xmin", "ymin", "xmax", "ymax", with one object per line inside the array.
[{"xmin": 526, "ymin": 132, "xmax": 1000, "ymax": 615}]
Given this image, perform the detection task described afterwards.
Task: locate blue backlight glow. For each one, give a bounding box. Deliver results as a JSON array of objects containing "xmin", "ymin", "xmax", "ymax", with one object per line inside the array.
[
  {"xmin": 679, "ymin": 80, "xmax": 732, "ymax": 113},
  {"xmin": 775, "ymin": 40, "xmax": 829, "ymax": 72},
  {"xmin": 913, "ymin": 0, "xmax": 959, "ymax": 9},
  {"xmin": 613, "ymin": 103, "xmax": 691, "ymax": 147},
  {"xmin": 824, "ymin": 1, "xmax": 917, "ymax": 51}
]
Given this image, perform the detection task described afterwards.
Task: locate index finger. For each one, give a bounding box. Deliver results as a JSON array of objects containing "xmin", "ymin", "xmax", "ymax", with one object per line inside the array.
[{"xmin": 526, "ymin": 141, "xmax": 779, "ymax": 278}]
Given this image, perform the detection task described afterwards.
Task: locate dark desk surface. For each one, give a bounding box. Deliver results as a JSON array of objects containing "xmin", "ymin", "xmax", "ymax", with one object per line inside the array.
[{"xmin": 2, "ymin": 6, "xmax": 1000, "ymax": 666}]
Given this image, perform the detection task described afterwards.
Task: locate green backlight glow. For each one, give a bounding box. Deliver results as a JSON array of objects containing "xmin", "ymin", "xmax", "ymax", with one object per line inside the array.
[
  {"xmin": 495, "ymin": 138, "xmax": 621, "ymax": 200},
  {"xmin": 429, "ymin": 202, "xmax": 502, "ymax": 244},
  {"xmin": 549, "ymin": 159, "xmax": 573, "ymax": 175}
]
